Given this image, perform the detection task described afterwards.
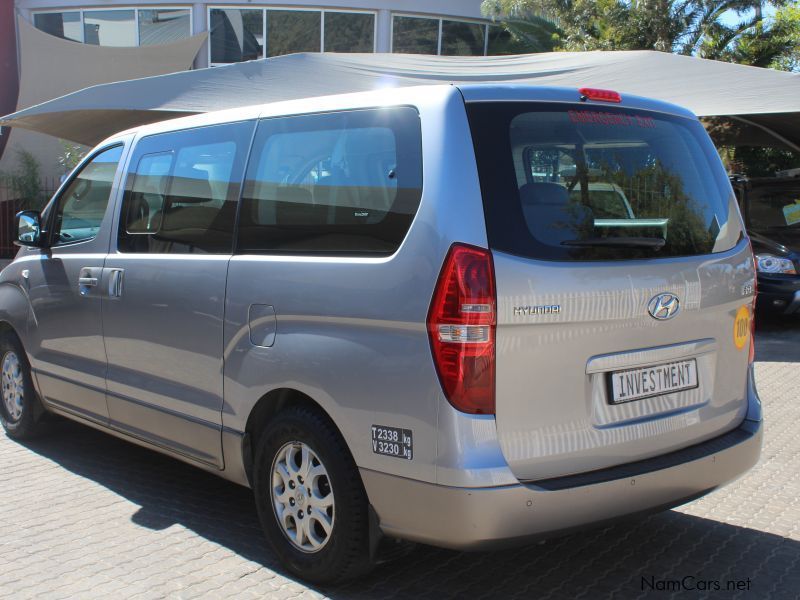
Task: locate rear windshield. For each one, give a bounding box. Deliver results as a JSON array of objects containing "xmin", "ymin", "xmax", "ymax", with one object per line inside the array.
[{"xmin": 467, "ymin": 103, "xmax": 741, "ymax": 261}]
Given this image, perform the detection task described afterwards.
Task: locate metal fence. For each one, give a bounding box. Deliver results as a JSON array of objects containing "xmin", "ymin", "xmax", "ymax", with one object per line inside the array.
[{"xmin": 0, "ymin": 177, "xmax": 59, "ymax": 258}]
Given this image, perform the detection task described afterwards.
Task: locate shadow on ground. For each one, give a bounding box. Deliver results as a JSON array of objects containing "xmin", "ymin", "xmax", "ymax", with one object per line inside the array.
[
  {"xmin": 20, "ymin": 420, "xmax": 798, "ymax": 600},
  {"xmin": 755, "ymin": 312, "xmax": 800, "ymax": 363}
]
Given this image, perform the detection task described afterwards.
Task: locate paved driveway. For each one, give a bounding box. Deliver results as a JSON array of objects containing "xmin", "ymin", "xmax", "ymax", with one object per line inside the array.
[{"xmin": 1, "ymin": 319, "xmax": 799, "ymax": 599}]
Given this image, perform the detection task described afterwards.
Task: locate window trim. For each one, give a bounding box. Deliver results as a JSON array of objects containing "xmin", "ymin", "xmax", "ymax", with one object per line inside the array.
[
  {"xmin": 390, "ymin": 12, "xmax": 491, "ymax": 56},
  {"xmin": 31, "ymin": 6, "xmax": 194, "ymax": 46},
  {"xmin": 207, "ymin": 6, "xmax": 378, "ymax": 66},
  {"xmin": 46, "ymin": 142, "xmax": 125, "ymax": 248}
]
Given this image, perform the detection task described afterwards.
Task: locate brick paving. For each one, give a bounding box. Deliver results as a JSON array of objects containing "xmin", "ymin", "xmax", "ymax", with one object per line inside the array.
[{"xmin": 1, "ymin": 320, "xmax": 799, "ymax": 599}]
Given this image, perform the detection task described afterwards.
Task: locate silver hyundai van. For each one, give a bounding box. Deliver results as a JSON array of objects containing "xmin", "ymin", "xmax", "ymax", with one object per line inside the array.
[{"xmin": 0, "ymin": 84, "xmax": 762, "ymax": 584}]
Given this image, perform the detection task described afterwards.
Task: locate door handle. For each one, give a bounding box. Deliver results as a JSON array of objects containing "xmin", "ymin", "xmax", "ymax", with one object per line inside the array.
[
  {"xmin": 108, "ymin": 269, "xmax": 124, "ymax": 298},
  {"xmin": 78, "ymin": 267, "xmax": 102, "ymax": 296}
]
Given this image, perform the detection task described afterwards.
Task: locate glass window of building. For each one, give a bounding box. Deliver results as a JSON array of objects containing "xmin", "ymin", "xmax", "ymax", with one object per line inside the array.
[
  {"xmin": 210, "ymin": 8, "xmax": 264, "ymax": 63},
  {"xmin": 441, "ymin": 20, "xmax": 485, "ymax": 56},
  {"xmin": 265, "ymin": 10, "xmax": 321, "ymax": 57},
  {"xmin": 33, "ymin": 11, "xmax": 83, "ymax": 42},
  {"xmin": 35, "ymin": 8, "xmax": 192, "ymax": 47},
  {"xmin": 487, "ymin": 25, "xmax": 521, "ymax": 55},
  {"xmin": 324, "ymin": 12, "xmax": 375, "ymax": 53},
  {"xmin": 139, "ymin": 9, "xmax": 191, "ymax": 46},
  {"xmin": 83, "ymin": 10, "xmax": 137, "ymax": 47},
  {"xmin": 392, "ymin": 16, "xmax": 439, "ymax": 54}
]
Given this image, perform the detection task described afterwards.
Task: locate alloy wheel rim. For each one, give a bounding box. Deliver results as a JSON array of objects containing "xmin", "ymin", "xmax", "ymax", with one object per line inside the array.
[
  {"xmin": 1, "ymin": 351, "xmax": 24, "ymax": 422},
  {"xmin": 271, "ymin": 441, "xmax": 335, "ymax": 553}
]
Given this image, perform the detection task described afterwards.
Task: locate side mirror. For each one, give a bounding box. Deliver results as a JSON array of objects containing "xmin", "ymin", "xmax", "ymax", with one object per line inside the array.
[{"xmin": 14, "ymin": 210, "xmax": 44, "ymax": 247}]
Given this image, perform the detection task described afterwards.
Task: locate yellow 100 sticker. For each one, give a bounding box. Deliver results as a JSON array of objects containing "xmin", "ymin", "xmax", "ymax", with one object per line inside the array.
[{"xmin": 733, "ymin": 305, "xmax": 751, "ymax": 350}]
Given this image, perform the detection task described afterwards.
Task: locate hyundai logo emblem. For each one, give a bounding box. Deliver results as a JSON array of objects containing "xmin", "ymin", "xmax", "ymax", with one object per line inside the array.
[{"xmin": 648, "ymin": 293, "xmax": 680, "ymax": 320}]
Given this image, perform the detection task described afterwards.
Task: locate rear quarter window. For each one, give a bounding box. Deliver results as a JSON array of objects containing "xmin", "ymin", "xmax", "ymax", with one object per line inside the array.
[
  {"xmin": 237, "ymin": 107, "xmax": 423, "ymax": 256},
  {"xmin": 467, "ymin": 102, "xmax": 741, "ymax": 261}
]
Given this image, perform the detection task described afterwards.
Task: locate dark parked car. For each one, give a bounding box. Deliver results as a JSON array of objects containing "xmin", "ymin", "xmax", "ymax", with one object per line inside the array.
[{"xmin": 733, "ymin": 176, "xmax": 800, "ymax": 314}]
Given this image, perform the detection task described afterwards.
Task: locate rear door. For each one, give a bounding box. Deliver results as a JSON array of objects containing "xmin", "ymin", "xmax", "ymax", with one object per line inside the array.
[
  {"xmin": 467, "ymin": 101, "xmax": 755, "ymax": 481},
  {"xmin": 101, "ymin": 121, "xmax": 253, "ymax": 467}
]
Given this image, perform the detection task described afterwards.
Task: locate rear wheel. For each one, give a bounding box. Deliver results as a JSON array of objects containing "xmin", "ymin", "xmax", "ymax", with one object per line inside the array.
[
  {"xmin": 253, "ymin": 406, "xmax": 373, "ymax": 584},
  {"xmin": 0, "ymin": 332, "xmax": 47, "ymax": 439}
]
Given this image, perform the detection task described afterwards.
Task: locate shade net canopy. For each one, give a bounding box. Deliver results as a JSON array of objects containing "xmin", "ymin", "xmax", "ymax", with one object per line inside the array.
[{"xmin": 2, "ymin": 50, "xmax": 799, "ymax": 148}]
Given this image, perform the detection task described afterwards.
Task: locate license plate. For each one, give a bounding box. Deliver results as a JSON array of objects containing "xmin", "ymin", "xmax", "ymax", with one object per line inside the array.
[{"xmin": 609, "ymin": 359, "xmax": 698, "ymax": 404}]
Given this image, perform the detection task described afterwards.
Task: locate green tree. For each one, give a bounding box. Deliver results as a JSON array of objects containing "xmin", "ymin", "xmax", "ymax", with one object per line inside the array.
[
  {"xmin": 0, "ymin": 149, "xmax": 45, "ymax": 211},
  {"xmin": 482, "ymin": 0, "xmax": 799, "ymax": 69},
  {"xmin": 705, "ymin": 3, "xmax": 800, "ymax": 69}
]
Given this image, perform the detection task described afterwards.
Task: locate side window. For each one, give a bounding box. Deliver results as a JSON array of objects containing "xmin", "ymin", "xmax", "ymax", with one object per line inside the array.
[
  {"xmin": 51, "ymin": 145, "xmax": 123, "ymax": 246},
  {"xmin": 238, "ymin": 107, "xmax": 423, "ymax": 255},
  {"xmin": 118, "ymin": 121, "xmax": 253, "ymax": 254}
]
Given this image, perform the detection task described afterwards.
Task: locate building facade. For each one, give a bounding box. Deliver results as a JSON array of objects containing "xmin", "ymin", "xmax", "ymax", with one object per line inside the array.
[{"xmin": 16, "ymin": 0, "xmax": 514, "ymax": 65}]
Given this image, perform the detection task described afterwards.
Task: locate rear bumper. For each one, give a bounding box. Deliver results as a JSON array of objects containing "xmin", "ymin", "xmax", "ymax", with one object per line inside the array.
[{"xmin": 362, "ymin": 416, "xmax": 762, "ymax": 551}]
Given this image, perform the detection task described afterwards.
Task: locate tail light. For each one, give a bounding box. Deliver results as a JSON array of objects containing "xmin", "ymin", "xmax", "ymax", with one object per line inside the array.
[
  {"xmin": 748, "ymin": 239, "xmax": 758, "ymax": 365},
  {"xmin": 427, "ymin": 244, "xmax": 496, "ymax": 415}
]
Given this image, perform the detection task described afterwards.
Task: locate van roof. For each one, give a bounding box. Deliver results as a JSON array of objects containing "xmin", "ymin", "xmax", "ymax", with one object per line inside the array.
[{"xmin": 104, "ymin": 83, "xmax": 697, "ymax": 146}]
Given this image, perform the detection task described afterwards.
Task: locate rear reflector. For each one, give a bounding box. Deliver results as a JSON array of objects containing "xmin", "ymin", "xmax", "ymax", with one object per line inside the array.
[
  {"xmin": 579, "ymin": 87, "xmax": 622, "ymax": 103},
  {"xmin": 427, "ymin": 244, "xmax": 496, "ymax": 415}
]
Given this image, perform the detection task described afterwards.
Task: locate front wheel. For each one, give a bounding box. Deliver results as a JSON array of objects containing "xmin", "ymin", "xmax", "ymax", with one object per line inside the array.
[
  {"xmin": 253, "ymin": 406, "xmax": 373, "ymax": 584},
  {"xmin": 0, "ymin": 331, "xmax": 47, "ymax": 439}
]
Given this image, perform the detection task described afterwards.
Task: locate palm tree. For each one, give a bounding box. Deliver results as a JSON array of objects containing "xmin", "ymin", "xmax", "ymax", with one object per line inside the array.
[{"xmin": 481, "ymin": 0, "xmax": 798, "ymax": 69}]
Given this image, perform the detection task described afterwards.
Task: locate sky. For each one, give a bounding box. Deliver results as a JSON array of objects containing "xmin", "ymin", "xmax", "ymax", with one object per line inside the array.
[{"xmin": 719, "ymin": 4, "xmax": 777, "ymax": 27}]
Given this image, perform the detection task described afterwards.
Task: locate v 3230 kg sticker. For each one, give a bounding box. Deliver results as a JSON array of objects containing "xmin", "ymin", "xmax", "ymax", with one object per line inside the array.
[{"xmin": 371, "ymin": 425, "xmax": 413, "ymax": 460}]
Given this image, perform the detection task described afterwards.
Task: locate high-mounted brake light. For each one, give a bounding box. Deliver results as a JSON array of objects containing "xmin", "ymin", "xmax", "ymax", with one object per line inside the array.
[
  {"xmin": 579, "ymin": 87, "xmax": 622, "ymax": 103},
  {"xmin": 427, "ymin": 244, "xmax": 496, "ymax": 415}
]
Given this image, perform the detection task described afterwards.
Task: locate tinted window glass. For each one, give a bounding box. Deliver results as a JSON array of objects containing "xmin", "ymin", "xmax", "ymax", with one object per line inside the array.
[
  {"xmin": 239, "ymin": 108, "xmax": 422, "ymax": 255},
  {"xmin": 392, "ymin": 16, "xmax": 438, "ymax": 54},
  {"xmin": 125, "ymin": 152, "xmax": 173, "ymax": 234},
  {"xmin": 52, "ymin": 145, "xmax": 123, "ymax": 246},
  {"xmin": 324, "ymin": 12, "xmax": 374, "ymax": 52},
  {"xmin": 441, "ymin": 20, "xmax": 485, "ymax": 56},
  {"xmin": 119, "ymin": 122, "xmax": 253, "ymax": 254},
  {"xmin": 138, "ymin": 9, "xmax": 191, "ymax": 46},
  {"xmin": 34, "ymin": 12, "xmax": 82, "ymax": 42},
  {"xmin": 467, "ymin": 103, "xmax": 739, "ymax": 261},
  {"xmin": 746, "ymin": 182, "xmax": 800, "ymax": 230},
  {"xmin": 705, "ymin": 116, "xmax": 800, "ymax": 177},
  {"xmin": 210, "ymin": 9, "xmax": 263, "ymax": 63},
  {"xmin": 83, "ymin": 10, "xmax": 136, "ymax": 46},
  {"xmin": 266, "ymin": 10, "xmax": 320, "ymax": 56}
]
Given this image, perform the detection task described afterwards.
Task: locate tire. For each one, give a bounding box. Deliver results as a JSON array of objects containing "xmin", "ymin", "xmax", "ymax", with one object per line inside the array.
[
  {"xmin": 253, "ymin": 405, "xmax": 373, "ymax": 584},
  {"xmin": 0, "ymin": 331, "xmax": 47, "ymax": 440}
]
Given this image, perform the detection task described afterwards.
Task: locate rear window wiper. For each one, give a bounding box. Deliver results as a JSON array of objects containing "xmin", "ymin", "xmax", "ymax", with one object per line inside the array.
[{"xmin": 561, "ymin": 237, "xmax": 666, "ymax": 249}]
